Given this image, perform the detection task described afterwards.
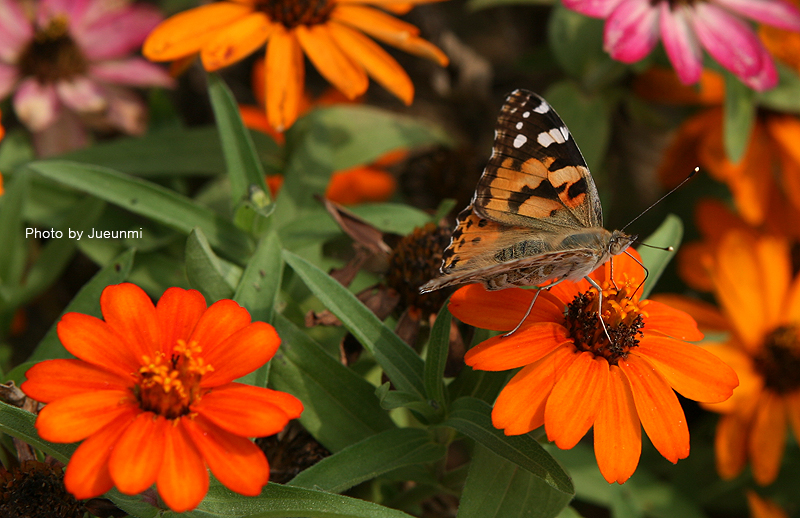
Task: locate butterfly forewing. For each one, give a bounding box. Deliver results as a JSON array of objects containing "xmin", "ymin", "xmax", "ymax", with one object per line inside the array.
[{"xmin": 475, "ymin": 90, "xmax": 603, "ymax": 229}]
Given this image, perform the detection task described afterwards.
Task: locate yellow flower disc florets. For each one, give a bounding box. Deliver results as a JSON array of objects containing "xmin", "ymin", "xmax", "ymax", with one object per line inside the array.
[
  {"xmin": 135, "ymin": 340, "xmax": 214, "ymax": 419},
  {"xmin": 564, "ymin": 277, "xmax": 647, "ymax": 364}
]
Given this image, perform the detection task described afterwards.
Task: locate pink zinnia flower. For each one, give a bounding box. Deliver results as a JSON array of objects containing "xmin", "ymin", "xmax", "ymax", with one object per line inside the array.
[
  {"xmin": 562, "ymin": 0, "xmax": 800, "ymax": 91},
  {"xmin": 0, "ymin": 0, "xmax": 174, "ymax": 155}
]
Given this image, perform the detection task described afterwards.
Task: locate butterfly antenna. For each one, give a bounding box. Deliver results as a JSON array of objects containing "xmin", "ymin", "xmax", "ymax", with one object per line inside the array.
[
  {"xmin": 624, "ymin": 249, "xmax": 650, "ymax": 297},
  {"xmin": 620, "ymin": 167, "xmax": 699, "ymax": 232}
]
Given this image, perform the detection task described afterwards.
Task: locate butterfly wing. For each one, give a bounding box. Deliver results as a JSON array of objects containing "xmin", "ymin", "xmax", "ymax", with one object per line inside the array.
[{"xmin": 475, "ymin": 89, "xmax": 603, "ymax": 230}]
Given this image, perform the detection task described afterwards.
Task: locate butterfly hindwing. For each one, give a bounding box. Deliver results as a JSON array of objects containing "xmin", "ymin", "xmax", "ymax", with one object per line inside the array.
[{"xmin": 474, "ymin": 90, "xmax": 603, "ymax": 229}]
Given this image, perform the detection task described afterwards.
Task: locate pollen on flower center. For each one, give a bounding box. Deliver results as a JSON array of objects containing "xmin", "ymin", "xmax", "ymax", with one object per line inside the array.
[
  {"xmin": 134, "ymin": 340, "xmax": 214, "ymax": 420},
  {"xmin": 256, "ymin": 0, "xmax": 335, "ymax": 28},
  {"xmin": 563, "ymin": 278, "xmax": 646, "ymax": 364},
  {"xmin": 754, "ymin": 325, "xmax": 800, "ymax": 394},
  {"xmin": 17, "ymin": 16, "xmax": 88, "ymax": 83}
]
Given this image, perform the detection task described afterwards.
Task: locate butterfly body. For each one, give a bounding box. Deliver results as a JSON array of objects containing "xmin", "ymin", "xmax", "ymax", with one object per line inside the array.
[{"xmin": 420, "ymin": 89, "xmax": 635, "ymax": 294}]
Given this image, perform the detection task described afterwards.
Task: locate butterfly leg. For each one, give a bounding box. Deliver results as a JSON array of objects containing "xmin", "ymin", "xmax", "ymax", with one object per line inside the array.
[
  {"xmin": 503, "ymin": 277, "xmax": 570, "ymax": 337},
  {"xmin": 585, "ymin": 276, "xmax": 612, "ymax": 345}
]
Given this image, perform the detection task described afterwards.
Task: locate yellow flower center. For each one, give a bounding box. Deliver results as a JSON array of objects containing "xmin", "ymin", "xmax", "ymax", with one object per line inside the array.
[
  {"xmin": 754, "ymin": 325, "xmax": 800, "ymax": 394},
  {"xmin": 134, "ymin": 340, "xmax": 214, "ymax": 420},
  {"xmin": 17, "ymin": 16, "xmax": 88, "ymax": 83},
  {"xmin": 563, "ymin": 277, "xmax": 647, "ymax": 364},
  {"xmin": 256, "ymin": 0, "xmax": 335, "ymax": 29}
]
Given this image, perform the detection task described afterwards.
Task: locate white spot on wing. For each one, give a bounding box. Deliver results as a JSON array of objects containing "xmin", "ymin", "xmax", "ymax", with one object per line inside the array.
[
  {"xmin": 515, "ymin": 122, "xmax": 523, "ymax": 130},
  {"xmin": 533, "ymin": 101, "xmax": 549, "ymax": 114},
  {"xmin": 523, "ymin": 111, "xmax": 530, "ymax": 118},
  {"xmin": 513, "ymin": 134, "xmax": 527, "ymax": 148},
  {"xmin": 560, "ymin": 126, "xmax": 569, "ymax": 141},
  {"xmin": 537, "ymin": 128, "xmax": 566, "ymax": 147}
]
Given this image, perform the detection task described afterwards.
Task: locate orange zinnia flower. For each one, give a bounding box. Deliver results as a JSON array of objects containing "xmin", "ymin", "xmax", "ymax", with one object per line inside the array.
[
  {"xmin": 143, "ymin": 0, "xmax": 448, "ymax": 131},
  {"xmin": 448, "ymin": 250, "xmax": 738, "ymax": 484},
  {"xmin": 694, "ymin": 230, "xmax": 800, "ymax": 486},
  {"xmin": 21, "ymin": 283, "xmax": 303, "ymax": 512}
]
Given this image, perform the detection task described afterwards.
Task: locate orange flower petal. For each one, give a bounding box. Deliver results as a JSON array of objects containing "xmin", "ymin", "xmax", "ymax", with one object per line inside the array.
[
  {"xmin": 449, "ymin": 284, "xmax": 564, "ymax": 331},
  {"xmin": 464, "ymin": 322, "xmax": 571, "ymax": 371},
  {"xmin": 157, "ymin": 421, "xmax": 208, "ymax": 513},
  {"xmin": 22, "ymin": 359, "xmax": 129, "ymax": 403},
  {"xmin": 200, "ymin": 322, "xmax": 280, "ymax": 386},
  {"xmin": 36, "ymin": 390, "xmax": 136, "ymax": 443},
  {"xmin": 57, "ymin": 313, "xmax": 140, "ymax": 378},
  {"xmin": 184, "ymin": 415, "xmax": 269, "ymax": 496},
  {"xmin": 786, "ymin": 390, "xmax": 800, "ymax": 447},
  {"xmin": 648, "ymin": 294, "xmax": 729, "ymax": 332},
  {"xmin": 295, "ymin": 23, "xmax": 368, "ymax": 100},
  {"xmin": 545, "ymin": 352, "xmax": 609, "ymax": 449},
  {"xmin": 677, "ymin": 241, "xmax": 713, "ymax": 292},
  {"xmin": 657, "ymin": 108, "xmax": 719, "ymax": 188},
  {"xmin": 331, "ymin": 5, "xmax": 448, "ymax": 65},
  {"xmin": 715, "ymin": 413, "xmax": 748, "ymax": 479},
  {"xmin": 640, "ymin": 299, "xmax": 704, "ymax": 341},
  {"xmin": 195, "ymin": 383, "xmax": 302, "ymax": 437},
  {"xmin": 491, "ymin": 345, "xmax": 577, "ymax": 435},
  {"xmin": 620, "ymin": 355, "xmax": 689, "ymax": 463},
  {"xmin": 746, "ymin": 491, "xmax": 789, "ymax": 518},
  {"xmin": 189, "ymin": 299, "xmax": 251, "ymax": 357},
  {"xmin": 266, "ymin": 27, "xmax": 304, "ymax": 132},
  {"xmin": 766, "ymin": 114, "xmax": 800, "ymax": 169},
  {"xmin": 633, "ymin": 335, "xmax": 738, "ymax": 403},
  {"xmin": 143, "ymin": 3, "xmax": 253, "ymax": 62},
  {"xmin": 101, "ymin": 283, "xmax": 160, "ymax": 360},
  {"xmin": 700, "ymin": 342, "xmax": 762, "ymax": 417},
  {"xmin": 633, "ymin": 67, "xmax": 724, "ymax": 105},
  {"xmin": 749, "ymin": 391, "xmax": 787, "ymax": 485},
  {"xmin": 782, "ymin": 270, "xmax": 800, "ymax": 324},
  {"xmin": 239, "ymin": 104, "xmax": 284, "ymax": 144},
  {"xmin": 200, "ymin": 13, "xmax": 276, "ymax": 71},
  {"xmin": 109, "ymin": 413, "xmax": 168, "ymax": 494},
  {"xmin": 593, "ymin": 365, "xmax": 641, "ymax": 484},
  {"xmin": 64, "ymin": 409, "xmax": 136, "ymax": 499},
  {"xmin": 156, "ymin": 287, "xmax": 207, "ymax": 355},
  {"xmin": 326, "ymin": 165, "xmax": 397, "ymax": 204},
  {"xmin": 328, "ymin": 21, "xmax": 413, "ymax": 104}
]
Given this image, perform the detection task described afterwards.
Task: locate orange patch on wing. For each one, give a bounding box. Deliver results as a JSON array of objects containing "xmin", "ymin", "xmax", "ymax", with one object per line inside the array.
[{"xmin": 550, "ymin": 165, "xmax": 589, "ymax": 209}]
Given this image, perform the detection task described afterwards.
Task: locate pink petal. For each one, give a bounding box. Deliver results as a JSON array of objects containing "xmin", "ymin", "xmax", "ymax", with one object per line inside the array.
[
  {"xmin": 659, "ymin": 3, "xmax": 702, "ymax": 85},
  {"xmin": 714, "ymin": 0, "xmax": 800, "ymax": 31},
  {"xmin": 0, "ymin": 0, "xmax": 33, "ymax": 62},
  {"xmin": 562, "ymin": 0, "xmax": 624, "ymax": 18},
  {"xmin": 739, "ymin": 43, "xmax": 779, "ymax": 91},
  {"xmin": 104, "ymin": 85, "xmax": 146, "ymax": 135},
  {"xmin": 33, "ymin": 109, "xmax": 89, "ymax": 156},
  {"xmin": 604, "ymin": 0, "xmax": 661, "ymax": 63},
  {"xmin": 0, "ymin": 62, "xmax": 18, "ymax": 99},
  {"xmin": 78, "ymin": 5, "xmax": 164, "ymax": 61},
  {"xmin": 692, "ymin": 2, "xmax": 763, "ymax": 78},
  {"xmin": 56, "ymin": 76, "xmax": 106, "ymax": 113},
  {"xmin": 14, "ymin": 78, "xmax": 60, "ymax": 131},
  {"xmin": 90, "ymin": 58, "xmax": 174, "ymax": 88},
  {"xmin": 37, "ymin": 0, "xmax": 91, "ymax": 28}
]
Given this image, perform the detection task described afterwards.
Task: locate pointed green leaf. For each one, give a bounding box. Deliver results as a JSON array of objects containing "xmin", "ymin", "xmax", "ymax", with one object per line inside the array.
[
  {"xmin": 424, "ymin": 302, "xmax": 450, "ymax": 412},
  {"xmin": 0, "ymin": 172, "xmax": 29, "ymax": 286},
  {"xmin": 282, "ymin": 251, "xmax": 426, "ymax": 398},
  {"xmin": 185, "ymin": 228, "xmax": 241, "ymax": 302},
  {"xmin": 637, "ymin": 214, "xmax": 683, "ymax": 299},
  {"xmin": 723, "ymin": 72, "xmax": 756, "ymax": 164}
]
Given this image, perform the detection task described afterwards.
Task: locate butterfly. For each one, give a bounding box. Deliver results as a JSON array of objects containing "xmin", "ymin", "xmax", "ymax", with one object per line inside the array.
[{"xmin": 420, "ymin": 89, "xmax": 636, "ymax": 296}]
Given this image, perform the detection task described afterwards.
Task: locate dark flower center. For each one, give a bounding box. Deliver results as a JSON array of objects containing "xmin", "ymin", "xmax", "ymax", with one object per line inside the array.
[
  {"xmin": 17, "ymin": 16, "xmax": 88, "ymax": 83},
  {"xmin": 754, "ymin": 325, "xmax": 800, "ymax": 393},
  {"xmin": 134, "ymin": 340, "xmax": 214, "ymax": 420},
  {"xmin": 256, "ymin": 0, "xmax": 335, "ymax": 29},
  {"xmin": 563, "ymin": 279, "xmax": 645, "ymax": 365},
  {"xmin": 386, "ymin": 223, "xmax": 454, "ymax": 317},
  {"xmin": 0, "ymin": 460, "xmax": 85, "ymax": 518}
]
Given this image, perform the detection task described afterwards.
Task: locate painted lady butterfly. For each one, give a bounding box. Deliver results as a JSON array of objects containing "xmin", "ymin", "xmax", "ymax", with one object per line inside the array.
[{"xmin": 420, "ymin": 89, "xmax": 636, "ymax": 295}]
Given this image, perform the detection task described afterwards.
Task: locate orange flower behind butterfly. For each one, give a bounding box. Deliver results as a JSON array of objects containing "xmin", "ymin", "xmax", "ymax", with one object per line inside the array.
[
  {"xmin": 449, "ymin": 250, "xmax": 738, "ymax": 483},
  {"xmin": 143, "ymin": 0, "xmax": 448, "ymax": 132},
  {"xmin": 21, "ymin": 283, "xmax": 303, "ymax": 512}
]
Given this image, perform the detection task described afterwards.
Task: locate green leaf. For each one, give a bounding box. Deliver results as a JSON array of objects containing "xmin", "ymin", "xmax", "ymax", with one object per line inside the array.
[
  {"xmin": 26, "ymin": 249, "xmax": 135, "ymax": 362},
  {"xmin": 175, "ymin": 483, "xmax": 416, "ymax": 518},
  {"xmin": 0, "ymin": 401, "xmax": 76, "ymax": 463},
  {"xmin": 757, "ymin": 62, "xmax": 800, "ymax": 114},
  {"xmin": 58, "ymin": 126, "xmax": 282, "ymax": 176},
  {"xmin": 0, "ymin": 172, "xmax": 29, "ymax": 287},
  {"xmin": 207, "ymin": 73, "xmax": 270, "ymax": 210},
  {"xmin": 289, "ymin": 428, "xmax": 446, "ymax": 493},
  {"xmin": 348, "ymin": 203, "xmax": 432, "ymax": 236},
  {"xmin": 0, "ymin": 129, "xmax": 35, "ymax": 173},
  {"xmin": 444, "ymin": 397, "xmax": 574, "ymax": 496},
  {"xmin": 637, "ymin": 214, "xmax": 683, "ymax": 299},
  {"xmin": 723, "ymin": 72, "xmax": 756, "ymax": 164},
  {"xmin": 185, "ymin": 228, "xmax": 241, "ymax": 302},
  {"xmin": 234, "ymin": 231, "xmax": 283, "ymax": 323},
  {"xmin": 543, "ymin": 81, "xmax": 611, "ymax": 171},
  {"xmin": 458, "ymin": 444, "xmax": 572, "ymax": 518},
  {"xmin": 547, "ymin": 4, "xmax": 627, "ymax": 88},
  {"xmin": 282, "ymin": 251, "xmax": 426, "ymax": 399},
  {"xmin": 27, "ymin": 161, "xmax": 253, "ymax": 261},
  {"xmin": 375, "ymin": 384, "xmax": 434, "ymax": 414},
  {"xmin": 424, "ymin": 303, "xmax": 450, "ymax": 412},
  {"xmin": 270, "ymin": 315, "xmax": 395, "ymax": 452}
]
